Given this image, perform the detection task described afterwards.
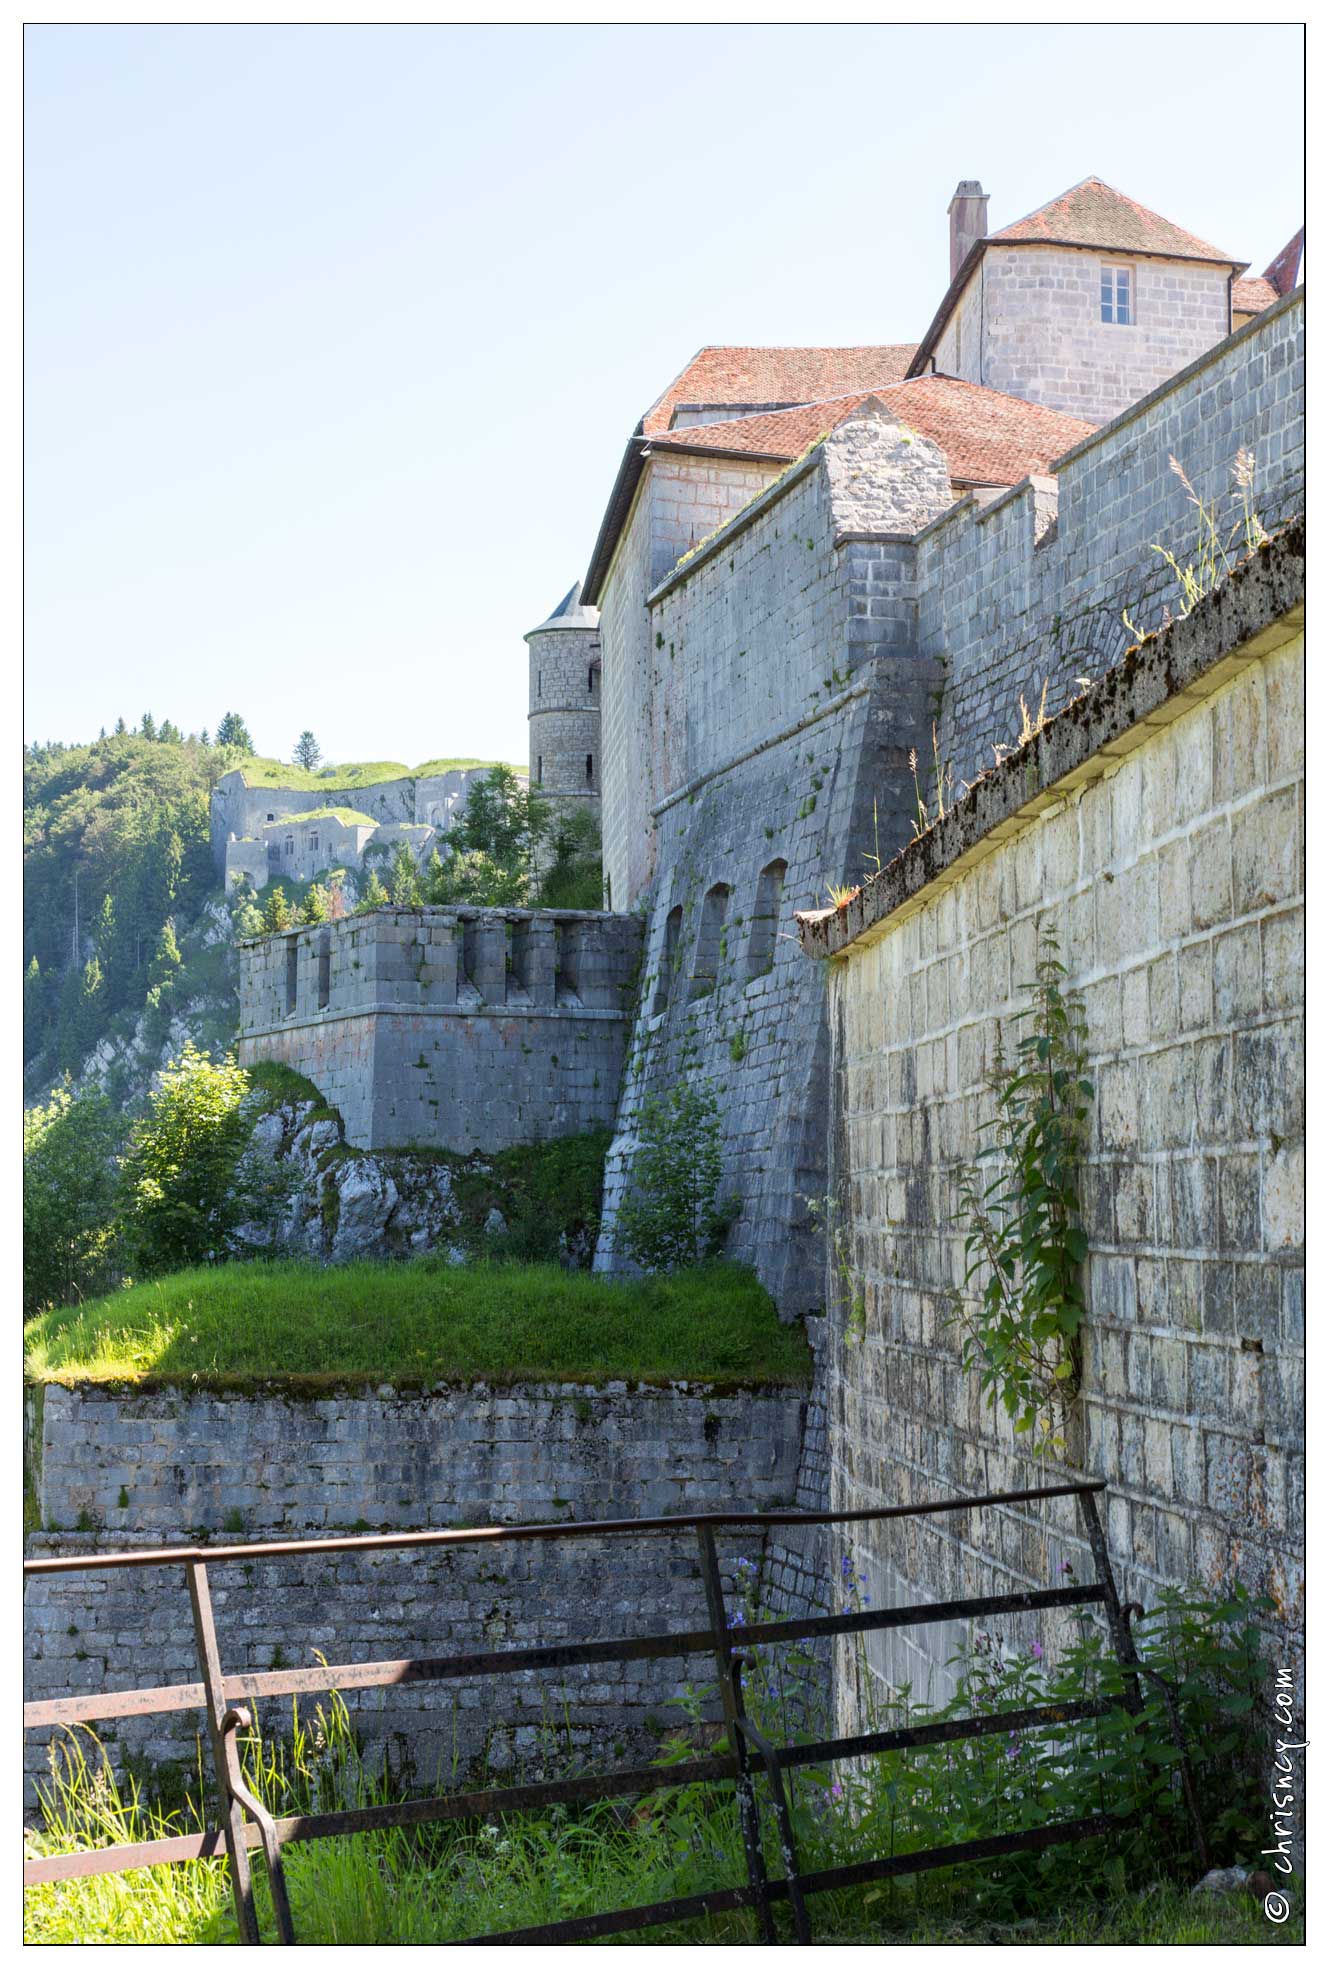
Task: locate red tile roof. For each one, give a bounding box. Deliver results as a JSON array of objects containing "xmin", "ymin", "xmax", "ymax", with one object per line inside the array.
[
  {"xmin": 647, "ymin": 375, "xmax": 1096, "ymax": 488},
  {"xmin": 1263, "ymin": 227, "xmax": 1304, "ymax": 297},
  {"xmin": 989, "ymin": 177, "xmax": 1240, "ymax": 265},
  {"xmin": 641, "ymin": 345, "xmax": 916, "ymax": 437},
  {"xmin": 1232, "ymin": 276, "xmax": 1281, "ymax": 317}
]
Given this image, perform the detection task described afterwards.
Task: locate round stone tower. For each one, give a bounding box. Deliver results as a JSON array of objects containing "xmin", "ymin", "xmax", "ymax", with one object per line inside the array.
[{"xmin": 526, "ymin": 580, "xmax": 603, "ymax": 871}]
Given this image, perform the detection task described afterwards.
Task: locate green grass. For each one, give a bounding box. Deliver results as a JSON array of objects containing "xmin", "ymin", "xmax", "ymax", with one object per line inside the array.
[
  {"xmin": 23, "ymin": 1259, "xmax": 811, "ymax": 1392},
  {"xmin": 23, "ymin": 1708, "xmax": 1301, "ymax": 1947},
  {"xmin": 232, "ymin": 757, "xmax": 521, "ymax": 791},
  {"xmin": 263, "ymin": 805, "xmax": 381, "ymax": 828}
]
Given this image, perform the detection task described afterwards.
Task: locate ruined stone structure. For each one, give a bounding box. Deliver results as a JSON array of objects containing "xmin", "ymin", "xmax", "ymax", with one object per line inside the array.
[{"xmin": 237, "ymin": 906, "xmax": 642, "ymax": 1152}]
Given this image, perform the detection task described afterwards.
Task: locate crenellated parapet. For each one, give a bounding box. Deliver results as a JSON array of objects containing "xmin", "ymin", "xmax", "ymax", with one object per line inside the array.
[{"xmin": 237, "ymin": 907, "xmax": 643, "ymax": 1152}]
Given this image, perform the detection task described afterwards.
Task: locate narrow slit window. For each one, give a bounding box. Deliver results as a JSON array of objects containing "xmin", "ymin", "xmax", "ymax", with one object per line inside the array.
[
  {"xmin": 586, "ymin": 753, "xmax": 594, "ymax": 784},
  {"xmin": 537, "ymin": 755, "xmax": 543, "ymax": 784},
  {"xmin": 317, "ymin": 933, "xmax": 331, "ymax": 1009},
  {"xmin": 284, "ymin": 940, "xmax": 298, "ymax": 1015},
  {"xmin": 1100, "ymin": 265, "xmax": 1133, "ymax": 324}
]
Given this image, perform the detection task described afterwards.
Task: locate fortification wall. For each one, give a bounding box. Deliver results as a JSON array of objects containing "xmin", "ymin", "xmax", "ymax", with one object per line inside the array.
[
  {"xmin": 799, "ymin": 534, "xmax": 1303, "ymax": 1729},
  {"xmin": 594, "ymin": 413, "xmax": 955, "ymax": 1315},
  {"xmin": 25, "ymin": 1380, "xmax": 806, "ymax": 1801},
  {"xmin": 598, "ymin": 452, "xmax": 778, "ymax": 912},
  {"xmin": 922, "ymin": 290, "xmax": 1304, "ymax": 794},
  {"xmin": 237, "ymin": 908, "xmax": 643, "ymax": 1152},
  {"xmin": 212, "ymin": 768, "xmax": 507, "ymax": 876}
]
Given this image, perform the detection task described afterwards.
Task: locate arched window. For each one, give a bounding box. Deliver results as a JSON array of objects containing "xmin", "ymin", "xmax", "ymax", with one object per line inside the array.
[
  {"xmin": 653, "ymin": 903, "xmax": 683, "ymax": 1014},
  {"xmin": 690, "ymin": 883, "xmax": 731, "ymax": 997},
  {"xmin": 746, "ymin": 860, "xmax": 787, "ymax": 979}
]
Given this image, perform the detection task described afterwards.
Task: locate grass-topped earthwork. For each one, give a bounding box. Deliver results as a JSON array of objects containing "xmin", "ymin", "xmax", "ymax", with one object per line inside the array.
[
  {"xmin": 233, "ymin": 757, "xmax": 523, "ymax": 791},
  {"xmin": 23, "ymin": 1259, "xmax": 811, "ymax": 1393}
]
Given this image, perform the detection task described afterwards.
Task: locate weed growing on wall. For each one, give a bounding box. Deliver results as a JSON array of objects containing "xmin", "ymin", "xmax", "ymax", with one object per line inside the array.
[
  {"xmin": 1123, "ymin": 448, "xmax": 1269, "ymax": 642},
  {"xmin": 616, "ymin": 1081, "xmax": 740, "ymax": 1273},
  {"xmin": 946, "ymin": 933, "xmax": 1092, "ymax": 1457}
]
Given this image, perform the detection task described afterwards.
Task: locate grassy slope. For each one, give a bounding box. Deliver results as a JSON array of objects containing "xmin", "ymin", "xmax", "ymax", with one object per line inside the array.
[
  {"xmin": 237, "ymin": 757, "xmax": 523, "ymax": 790},
  {"xmin": 24, "ymin": 1260, "xmax": 811, "ymax": 1391}
]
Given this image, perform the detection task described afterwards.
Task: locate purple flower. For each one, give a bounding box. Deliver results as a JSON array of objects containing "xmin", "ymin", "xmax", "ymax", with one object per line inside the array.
[
  {"xmin": 1030, "ymin": 1641, "xmax": 1043, "ymax": 1660},
  {"xmin": 1059, "ymin": 1560, "xmax": 1073, "ymax": 1576}
]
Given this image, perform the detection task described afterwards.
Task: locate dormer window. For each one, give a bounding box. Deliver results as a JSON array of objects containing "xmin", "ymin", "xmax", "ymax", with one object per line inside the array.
[{"xmin": 1100, "ymin": 265, "xmax": 1133, "ymax": 325}]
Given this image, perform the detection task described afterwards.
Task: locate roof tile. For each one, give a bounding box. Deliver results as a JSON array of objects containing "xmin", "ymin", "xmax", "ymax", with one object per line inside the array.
[
  {"xmin": 989, "ymin": 176, "xmax": 1239, "ymax": 265},
  {"xmin": 640, "ymin": 345, "xmax": 916, "ymax": 436},
  {"xmin": 647, "ymin": 375, "xmax": 1096, "ymax": 488}
]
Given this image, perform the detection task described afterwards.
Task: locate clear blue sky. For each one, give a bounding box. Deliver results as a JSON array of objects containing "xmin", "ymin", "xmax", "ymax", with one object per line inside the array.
[{"xmin": 24, "ymin": 23, "xmax": 1304, "ymax": 768}]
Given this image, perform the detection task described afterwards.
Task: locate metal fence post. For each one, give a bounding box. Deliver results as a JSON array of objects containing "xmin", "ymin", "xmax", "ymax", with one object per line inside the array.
[
  {"xmin": 695, "ymin": 1524, "xmax": 778, "ymax": 1944},
  {"xmin": 186, "ymin": 1559, "xmax": 265, "ymax": 1945},
  {"xmin": 1074, "ymin": 1490, "xmax": 1141, "ymax": 1712}
]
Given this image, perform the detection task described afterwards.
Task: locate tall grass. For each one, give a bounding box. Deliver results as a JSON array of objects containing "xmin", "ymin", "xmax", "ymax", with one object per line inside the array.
[{"xmin": 25, "ymin": 1578, "xmax": 1296, "ymax": 1945}]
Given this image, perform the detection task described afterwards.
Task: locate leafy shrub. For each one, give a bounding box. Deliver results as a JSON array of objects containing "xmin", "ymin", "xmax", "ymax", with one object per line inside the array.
[
  {"xmin": 117, "ymin": 1045, "xmax": 259, "ymax": 1274},
  {"xmin": 616, "ymin": 1082, "xmax": 739, "ymax": 1272},
  {"xmin": 947, "ymin": 933, "xmax": 1092, "ymax": 1456},
  {"xmin": 23, "ymin": 1085, "xmax": 124, "ymax": 1314}
]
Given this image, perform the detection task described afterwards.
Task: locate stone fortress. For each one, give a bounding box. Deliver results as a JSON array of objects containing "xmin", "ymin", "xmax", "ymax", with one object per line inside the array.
[
  {"xmin": 215, "ymin": 761, "xmax": 515, "ymax": 894},
  {"xmin": 225, "ymin": 175, "xmax": 1304, "ymax": 1695}
]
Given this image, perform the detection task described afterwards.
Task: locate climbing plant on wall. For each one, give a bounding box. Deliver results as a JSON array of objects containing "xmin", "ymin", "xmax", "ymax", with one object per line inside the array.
[{"xmin": 947, "ymin": 932, "xmax": 1093, "ymax": 1459}]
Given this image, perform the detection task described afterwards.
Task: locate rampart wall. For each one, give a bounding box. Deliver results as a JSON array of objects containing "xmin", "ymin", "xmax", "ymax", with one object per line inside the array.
[
  {"xmin": 799, "ymin": 530, "xmax": 1304, "ymax": 1730},
  {"xmin": 237, "ymin": 907, "xmax": 643, "ymax": 1152},
  {"xmin": 25, "ymin": 1380, "xmax": 807, "ymax": 1803}
]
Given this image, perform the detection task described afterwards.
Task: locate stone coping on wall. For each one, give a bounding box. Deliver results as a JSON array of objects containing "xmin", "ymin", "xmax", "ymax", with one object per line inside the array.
[
  {"xmin": 796, "ymin": 518, "xmax": 1305, "ymax": 961},
  {"xmin": 237, "ymin": 903, "xmax": 633, "ymax": 950}
]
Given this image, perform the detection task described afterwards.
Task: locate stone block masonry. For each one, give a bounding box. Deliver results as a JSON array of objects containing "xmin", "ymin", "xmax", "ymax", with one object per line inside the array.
[
  {"xmin": 26, "ymin": 1381, "xmax": 807, "ymax": 1803},
  {"xmin": 237, "ymin": 906, "xmax": 643, "ymax": 1152},
  {"xmin": 798, "ymin": 529, "xmax": 1304, "ymax": 1732}
]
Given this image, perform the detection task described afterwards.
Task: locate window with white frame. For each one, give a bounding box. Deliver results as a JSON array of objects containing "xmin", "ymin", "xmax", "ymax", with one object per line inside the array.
[{"xmin": 1100, "ymin": 265, "xmax": 1133, "ymax": 325}]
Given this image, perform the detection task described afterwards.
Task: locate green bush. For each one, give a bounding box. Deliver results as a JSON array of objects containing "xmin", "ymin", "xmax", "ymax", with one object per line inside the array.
[
  {"xmin": 23, "ymin": 1084, "xmax": 124, "ymax": 1314},
  {"xmin": 616, "ymin": 1081, "xmax": 739, "ymax": 1273},
  {"xmin": 117, "ymin": 1045, "xmax": 258, "ymax": 1275}
]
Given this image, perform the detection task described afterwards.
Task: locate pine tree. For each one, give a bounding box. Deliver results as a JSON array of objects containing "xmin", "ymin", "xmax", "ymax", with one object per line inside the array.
[
  {"xmin": 114, "ymin": 716, "xmax": 127, "ymax": 736},
  {"xmin": 216, "ymin": 712, "xmax": 255, "ymax": 753},
  {"xmin": 199, "ymin": 728, "xmax": 210, "ymax": 746},
  {"xmin": 262, "ymin": 886, "xmax": 294, "ymax": 933},
  {"xmin": 158, "ymin": 719, "xmax": 181, "ymax": 745},
  {"xmin": 23, "ymin": 955, "xmax": 45, "ymax": 1051},
  {"xmin": 140, "ymin": 713, "xmax": 157, "ymax": 741},
  {"xmin": 294, "ymin": 731, "xmax": 322, "ymax": 771},
  {"xmin": 355, "ymin": 869, "xmax": 389, "ymax": 914},
  {"xmin": 148, "ymin": 919, "xmax": 183, "ymax": 994},
  {"xmin": 388, "ymin": 843, "xmax": 422, "ymax": 907},
  {"xmin": 302, "ymin": 882, "xmax": 331, "ymax": 924}
]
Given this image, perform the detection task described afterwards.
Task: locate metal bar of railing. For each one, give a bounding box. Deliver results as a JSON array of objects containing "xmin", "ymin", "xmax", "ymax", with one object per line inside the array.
[{"xmin": 23, "ymin": 1480, "xmax": 1155, "ymax": 1946}]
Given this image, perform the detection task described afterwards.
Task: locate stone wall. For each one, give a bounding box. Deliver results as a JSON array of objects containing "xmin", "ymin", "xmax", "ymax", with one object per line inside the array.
[
  {"xmin": 594, "ymin": 411, "xmax": 955, "ymax": 1314},
  {"xmin": 237, "ymin": 907, "xmax": 643, "ymax": 1152},
  {"xmin": 598, "ymin": 451, "xmax": 778, "ymax": 912},
  {"xmin": 797, "ymin": 536, "xmax": 1303, "ymax": 1727},
  {"xmin": 212, "ymin": 768, "xmax": 504, "ymax": 878},
  {"xmin": 25, "ymin": 1380, "xmax": 807, "ymax": 1803},
  {"xmin": 922, "ymin": 290, "xmax": 1304, "ymax": 795},
  {"xmin": 935, "ymin": 245, "xmax": 1233, "ymax": 424}
]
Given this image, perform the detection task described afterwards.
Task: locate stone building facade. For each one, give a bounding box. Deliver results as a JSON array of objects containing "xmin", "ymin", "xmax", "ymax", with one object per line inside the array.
[{"xmin": 213, "ymin": 764, "xmax": 510, "ymax": 884}]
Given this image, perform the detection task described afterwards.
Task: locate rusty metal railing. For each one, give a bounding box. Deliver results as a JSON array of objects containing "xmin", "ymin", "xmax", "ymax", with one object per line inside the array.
[{"xmin": 24, "ymin": 1479, "xmax": 1197, "ymax": 1945}]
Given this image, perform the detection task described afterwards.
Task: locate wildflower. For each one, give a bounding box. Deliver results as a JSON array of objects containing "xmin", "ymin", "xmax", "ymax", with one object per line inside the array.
[
  {"xmin": 831, "ymin": 1780, "xmax": 844, "ymax": 1802},
  {"xmin": 1030, "ymin": 1641, "xmax": 1043, "ymax": 1660},
  {"xmin": 1059, "ymin": 1560, "xmax": 1074, "ymax": 1577}
]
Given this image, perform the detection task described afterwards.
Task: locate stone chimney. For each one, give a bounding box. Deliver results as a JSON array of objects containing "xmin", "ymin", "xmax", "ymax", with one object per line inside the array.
[{"xmin": 948, "ymin": 180, "xmax": 989, "ymax": 281}]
